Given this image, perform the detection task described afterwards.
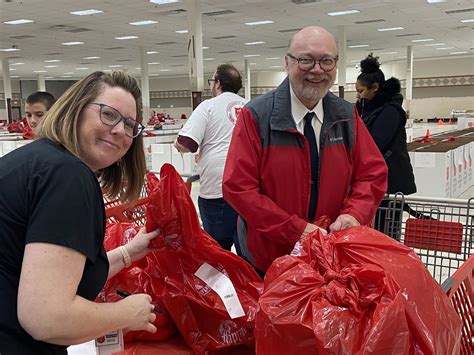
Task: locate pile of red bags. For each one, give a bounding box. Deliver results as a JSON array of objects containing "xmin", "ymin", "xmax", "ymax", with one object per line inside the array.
[
  {"xmin": 6, "ymin": 118, "xmax": 35, "ymax": 139},
  {"xmin": 100, "ymin": 164, "xmax": 262, "ymax": 353},
  {"xmin": 256, "ymin": 226, "xmax": 462, "ymax": 354},
  {"xmin": 144, "ymin": 164, "xmax": 262, "ymax": 353}
]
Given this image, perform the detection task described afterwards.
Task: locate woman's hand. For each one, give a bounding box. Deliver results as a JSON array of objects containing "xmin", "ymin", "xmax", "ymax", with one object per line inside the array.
[
  {"xmin": 125, "ymin": 227, "xmax": 160, "ymax": 263},
  {"xmin": 120, "ymin": 294, "xmax": 157, "ymax": 333}
]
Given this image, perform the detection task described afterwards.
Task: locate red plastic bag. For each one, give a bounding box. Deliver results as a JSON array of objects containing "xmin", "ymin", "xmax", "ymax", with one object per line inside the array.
[
  {"xmin": 7, "ymin": 121, "xmax": 24, "ymax": 133},
  {"xmin": 97, "ymin": 223, "xmax": 177, "ymax": 342},
  {"xmin": 144, "ymin": 164, "xmax": 263, "ymax": 353},
  {"xmin": 21, "ymin": 123, "xmax": 35, "ymax": 140},
  {"xmin": 256, "ymin": 226, "xmax": 462, "ymax": 355}
]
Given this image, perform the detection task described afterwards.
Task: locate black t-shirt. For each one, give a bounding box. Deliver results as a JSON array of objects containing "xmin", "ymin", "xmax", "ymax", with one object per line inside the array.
[{"xmin": 0, "ymin": 139, "xmax": 109, "ymax": 354}]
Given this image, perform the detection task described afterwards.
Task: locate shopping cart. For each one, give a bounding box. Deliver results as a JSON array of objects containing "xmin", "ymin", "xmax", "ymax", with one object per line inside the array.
[
  {"xmin": 375, "ymin": 193, "xmax": 473, "ymax": 284},
  {"xmin": 104, "ymin": 173, "xmax": 199, "ymax": 226},
  {"xmin": 375, "ymin": 194, "xmax": 473, "ymax": 353},
  {"xmin": 441, "ymin": 254, "xmax": 473, "ymax": 355}
]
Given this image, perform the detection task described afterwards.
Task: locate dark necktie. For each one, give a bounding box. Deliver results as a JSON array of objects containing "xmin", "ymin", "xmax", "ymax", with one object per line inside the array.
[{"xmin": 304, "ymin": 112, "xmax": 319, "ymax": 221}]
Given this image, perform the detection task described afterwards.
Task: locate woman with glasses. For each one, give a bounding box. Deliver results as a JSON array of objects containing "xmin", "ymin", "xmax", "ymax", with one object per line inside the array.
[
  {"xmin": 0, "ymin": 71, "xmax": 160, "ymax": 354},
  {"xmin": 356, "ymin": 54, "xmax": 417, "ymax": 239}
]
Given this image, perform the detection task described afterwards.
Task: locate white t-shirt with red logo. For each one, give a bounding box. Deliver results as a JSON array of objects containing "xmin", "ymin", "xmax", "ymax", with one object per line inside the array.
[{"xmin": 178, "ymin": 92, "xmax": 247, "ymax": 198}]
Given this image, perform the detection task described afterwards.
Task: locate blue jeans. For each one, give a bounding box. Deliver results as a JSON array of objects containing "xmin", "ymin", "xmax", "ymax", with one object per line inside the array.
[{"xmin": 198, "ymin": 197, "xmax": 242, "ymax": 256}]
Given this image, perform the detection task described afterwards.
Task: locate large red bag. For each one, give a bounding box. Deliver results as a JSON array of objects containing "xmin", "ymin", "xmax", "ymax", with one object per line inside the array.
[
  {"xmin": 256, "ymin": 226, "xmax": 462, "ymax": 355},
  {"xmin": 144, "ymin": 164, "xmax": 263, "ymax": 353},
  {"xmin": 97, "ymin": 223, "xmax": 177, "ymax": 342}
]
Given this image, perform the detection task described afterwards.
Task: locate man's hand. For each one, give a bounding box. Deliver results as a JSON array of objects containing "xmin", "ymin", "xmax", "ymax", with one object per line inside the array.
[
  {"xmin": 300, "ymin": 222, "xmax": 327, "ymax": 239},
  {"xmin": 328, "ymin": 214, "xmax": 360, "ymax": 232}
]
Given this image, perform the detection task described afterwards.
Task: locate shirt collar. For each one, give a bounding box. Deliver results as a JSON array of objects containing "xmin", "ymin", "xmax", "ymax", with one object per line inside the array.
[{"xmin": 290, "ymin": 84, "xmax": 324, "ymax": 126}]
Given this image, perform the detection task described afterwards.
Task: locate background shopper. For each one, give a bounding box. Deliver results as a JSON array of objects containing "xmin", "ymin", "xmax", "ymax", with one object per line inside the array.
[
  {"xmin": 174, "ymin": 64, "xmax": 247, "ymax": 255},
  {"xmin": 356, "ymin": 53, "xmax": 418, "ymax": 239},
  {"xmin": 24, "ymin": 91, "xmax": 56, "ymax": 135}
]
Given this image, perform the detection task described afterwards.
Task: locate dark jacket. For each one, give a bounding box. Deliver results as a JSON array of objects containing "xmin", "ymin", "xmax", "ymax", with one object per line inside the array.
[
  {"xmin": 357, "ymin": 77, "xmax": 416, "ymax": 195},
  {"xmin": 223, "ymin": 77, "xmax": 387, "ymax": 272}
]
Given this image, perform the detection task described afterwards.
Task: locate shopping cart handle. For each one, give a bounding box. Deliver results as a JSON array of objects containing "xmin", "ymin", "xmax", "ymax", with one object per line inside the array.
[{"xmin": 440, "ymin": 277, "xmax": 453, "ymax": 293}]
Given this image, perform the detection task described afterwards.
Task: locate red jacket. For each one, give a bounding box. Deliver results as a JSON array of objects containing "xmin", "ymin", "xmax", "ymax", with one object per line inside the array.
[{"xmin": 223, "ymin": 78, "xmax": 387, "ymax": 272}]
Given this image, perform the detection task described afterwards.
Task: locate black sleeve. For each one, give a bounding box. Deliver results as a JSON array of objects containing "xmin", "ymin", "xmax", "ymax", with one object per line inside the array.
[
  {"xmin": 369, "ymin": 105, "xmax": 403, "ymax": 154},
  {"xmin": 26, "ymin": 162, "xmax": 104, "ymax": 262}
]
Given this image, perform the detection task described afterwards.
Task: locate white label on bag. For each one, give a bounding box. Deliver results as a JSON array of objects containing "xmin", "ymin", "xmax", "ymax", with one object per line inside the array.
[{"xmin": 194, "ymin": 263, "xmax": 245, "ymax": 319}]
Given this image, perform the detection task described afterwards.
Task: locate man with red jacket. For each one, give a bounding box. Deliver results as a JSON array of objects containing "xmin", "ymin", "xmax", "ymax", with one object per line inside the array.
[{"xmin": 222, "ymin": 26, "xmax": 387, "ymax": 276}]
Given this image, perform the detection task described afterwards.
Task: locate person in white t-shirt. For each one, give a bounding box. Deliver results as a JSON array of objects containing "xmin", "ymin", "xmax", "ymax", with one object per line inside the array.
[{"xmin": 174, "ymin": 64, "xmax": 247, "ymax": 254}]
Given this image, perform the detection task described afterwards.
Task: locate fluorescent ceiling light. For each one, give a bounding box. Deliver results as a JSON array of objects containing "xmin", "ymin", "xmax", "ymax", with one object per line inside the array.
[
  {"xmin": 450, "ymin": 51, "xmax": 468, "ymax": 55},
  {"xmin": 129, "ymin": 20, "xmax": 158, "ymax": 25},
  {"xmin": 175, "ymin": 30, "xmax": 188, "ymax": 34},
  {"xmin": 3, "ymin": 19, "xmax": 34, "ymax": 25},
  {"xmin": 148, "ymin": 62, "xmax": 160, "ymax": 65},
  {"xmin": 426, "ymin": 0, "xmax": 446, "ymax": 3},
  {"xmin": 245, "ymin": 41, "xmax": 265, "ymax": 45},
  {"xmin": 34, "ymin": 70, "xmax": 47, "ymax": 73},
  {"xmin": 70, "ymin": 9, "xmax": 103, "ymax": 16},
  {"xmin": 0, "ymin": 48, "xmax": 20, "ymax": 52},
  {"xmin": 115, "ymin": 36, "xmax": 139, "ymax": 40},
  {"xmin": 63, "ymin": 72, "xmax": 74, "ymax": 74},
  {"xmin": 425, "ymin": 43, "xmax": 445, "ymax": 46},
  {"xmin": 436, "ymin": 47, "xmax": 454, "ymax": 50},
  {"xmin": 11, "ymin": 76, "xmax": 20, "ymax": 78},
  {"xmin": 44, "ymin": 65, "xmax": 59, "ymax": 68},
  {"xmin": 11, "ymin": 62, "xmax": 24, "ymax": 65},
  {"xmin": 62, "ymin": 41, "xmax": 84, "ymax": 45},
  {"xmin": 75, "ymin": 67, "xmax": 89, "ymax": 70},
  {"xmin": 203, "ymin": 46, "xmax": 209, "ymax": 49},
  {"xmin": 108, "ymin": 65, "xmax": 123, "ymax": 68},
  {"xmin": 244, "ymin": 54, "xmax": 260, "ymax": 57},
  {"xmin": 83, "ymin": 56, "xmax": 101, "ymax": 59},
  {"xmin": 250, "ymin": 63, "xmax": 257, "ymax": 65},
  {"xmin": 270, "ymin": 65, "xmax": 283, "ymax": 68},
  {"xmin": 245, "ymin": 20, "xmax": 274, "ymax": 26},
  {"xmin": 9, "ymin": 68, "xmax": 16, "ymax": 71},
  {"xmin": 266, "ymin": 57, "xmax": 280, "ymax": 60},
  {"xmin": 461, "ymin": 19, "xmax": 474, "ymax": 23},
  {"xmin": 380, "ymin": 51, "xmax": 398, "ymax": 55},
  {"xmin": 377, "ymin": 27, "xmax": 404, "ymax": 32},
  {"xmin": 159, "ymin": 69, "xmax": 171, "ymax": 72},
  {"xmin": 44, "ymin": 59, "xmax": 61, "ymax": 63},
  {"xmin": 203, "ymin": 58, "xmax": 214, "ymax": 61},
  {"xmin": 327, "ymin": 10, "xmax": 360, "ymax": 16},
  {"xmin": 147, "ymin": 51, "xmax": 159, "ymax": 54},
  {"xmin": 349, "ymin": 44, "xmax": 370, "ymax": 48},
  {"xmin": 150, "ymin": 0, "xmax": 179, "ymax": 4},
  {"xmin": 411, "ymin": 38, "xmax": 434, "ymax": 42},
  {"xmin": 60, "ymin": 75, "xmax": 72, "ymax": 78}
]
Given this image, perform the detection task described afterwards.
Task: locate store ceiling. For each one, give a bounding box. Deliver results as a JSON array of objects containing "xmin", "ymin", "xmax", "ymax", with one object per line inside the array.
[{"xmin": 0, "ymin": 0, "xmax": 473, "ymax": 80}]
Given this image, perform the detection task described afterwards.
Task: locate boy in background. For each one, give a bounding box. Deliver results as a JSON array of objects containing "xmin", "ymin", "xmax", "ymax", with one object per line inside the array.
[{"xmin": 24, "ymin": 91, "xmax": 56, "ymax": 135}]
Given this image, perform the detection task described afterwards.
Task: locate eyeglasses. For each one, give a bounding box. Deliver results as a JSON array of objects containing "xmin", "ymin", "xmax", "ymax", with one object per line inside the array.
[
  {"xmin": 207, "ymin": 78, "xmax": 216, "ymax": 86},
  {"xmin": 90, "ymin": 103, "xmax": 144, "ymax": 138},
  {"xmin": 287, "ymin": 53, "xmax": 338, "ymax": 72}
]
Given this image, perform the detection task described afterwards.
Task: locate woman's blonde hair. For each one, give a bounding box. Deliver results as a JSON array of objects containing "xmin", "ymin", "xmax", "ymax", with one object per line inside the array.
[{"xmin": 38, "ymin": 71, "xmax": 146, "ymax": 202}]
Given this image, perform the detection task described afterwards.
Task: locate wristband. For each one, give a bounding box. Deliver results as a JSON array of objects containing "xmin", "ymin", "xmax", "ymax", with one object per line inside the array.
[{"xmin": 118, "ymin": 246, "xmax": 132, "ymax": 268}]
